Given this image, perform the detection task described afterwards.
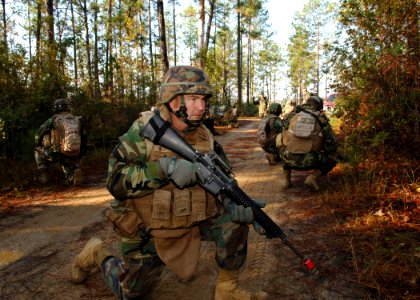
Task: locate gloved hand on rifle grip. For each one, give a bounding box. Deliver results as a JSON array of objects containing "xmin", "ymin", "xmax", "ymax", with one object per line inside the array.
[
  {"xmin": 222, "ymin": 197, "xmax": 266, "ymax": 224},
  {"xmin": 160, "ymin": 156, "xmax": 204, "ymax": 188}
]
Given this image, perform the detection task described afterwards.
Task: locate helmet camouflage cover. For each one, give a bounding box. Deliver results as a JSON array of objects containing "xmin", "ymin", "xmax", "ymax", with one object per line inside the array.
[
  {"xmin": 159, "ymin": 66, "xmax": 213, "ymax": 104},
  {"xmin": 306, "ymin": 95, "xmax": 323, "ymax": 111},
  {"xmin": 54, "ymin": 98, "xmax": 70, "ymax": 113},
  {"xmin": 268, "ymin": 102, "xmax": 282, "ymax": 115}
]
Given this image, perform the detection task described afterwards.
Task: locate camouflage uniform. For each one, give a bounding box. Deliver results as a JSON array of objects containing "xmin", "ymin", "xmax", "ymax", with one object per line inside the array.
[
  {"xmin": 260, "ymin": 103, "xmax": 283, "ymax": 155},
  {"xmin": 101, "ymin": 67, "xmax": 249, "ymax": 299},
  {"xmin": 35, "ymin": 100, "xmax": 86, "ymax": 184},
  {"xmin": 279, "ymin": 102, "xmax": 338, "ymax": 174}
]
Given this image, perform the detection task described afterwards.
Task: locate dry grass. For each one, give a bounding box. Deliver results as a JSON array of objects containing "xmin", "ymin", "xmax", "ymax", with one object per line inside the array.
[{"xmin": 322, "ymin": 158, "xmax": 419, "ymax": 299}]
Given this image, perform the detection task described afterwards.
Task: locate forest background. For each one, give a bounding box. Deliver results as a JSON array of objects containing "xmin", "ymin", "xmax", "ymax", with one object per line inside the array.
[{"xmin": 0, "ymin": 0, "xmax": 419, "ymax": 298}]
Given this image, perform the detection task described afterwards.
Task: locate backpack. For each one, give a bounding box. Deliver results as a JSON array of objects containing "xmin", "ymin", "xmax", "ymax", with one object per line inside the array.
[
  {"xmin": 51, "ymin": 113, "xmax": 81, "ymax": 157},
  {"xmin": 282, "ymin": 109, "xmax": 324, "ymax": 154},
  {"xmin": 257, "ymin": 115, "xmax": 277, "ymax": 148}
]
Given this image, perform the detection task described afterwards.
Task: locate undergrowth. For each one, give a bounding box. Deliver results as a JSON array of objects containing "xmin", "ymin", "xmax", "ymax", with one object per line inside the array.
[{"xmin": 323, "ymin": 157, "xmax": 419, "ymax": 299}]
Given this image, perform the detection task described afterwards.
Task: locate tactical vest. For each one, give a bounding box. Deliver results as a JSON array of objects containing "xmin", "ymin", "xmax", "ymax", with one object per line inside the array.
[
  {"xmin": 130, "ymin": 111, "xmax": 218, "ymax": 232},
  {"xmin": 281, "ymin": 110, "xmax": 325, "ymax": 154}
]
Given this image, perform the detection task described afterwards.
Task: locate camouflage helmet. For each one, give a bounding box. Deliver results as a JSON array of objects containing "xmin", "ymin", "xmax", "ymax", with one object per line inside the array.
[
  {"xmin": 159, "ymin": 66, "xmax": 213, "ymax": 104},
  {"xmin": 53, "ymin": 98, "xmax": 71, "ymax": 113},
  {"xmin": 306, "ymin": 95, "xmax": 323, "ymax": 111},
  {"xmin": 268, "ymin": 102, "xmax": 282, "ymax": 116}
]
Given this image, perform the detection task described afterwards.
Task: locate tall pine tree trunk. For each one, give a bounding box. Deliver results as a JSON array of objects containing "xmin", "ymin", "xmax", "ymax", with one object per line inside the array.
[
  {"xmin": 148, "ymin": 0, "xmax": 154, "ymax": 81},
  {"xmin": 2, "ymin": 0, "xmax": 7, "ymax": 52},
  {"xmin": 93, "ymin": 0, "xmax": 100, "ymax": 100},
  {"xmin": 105, "ymin": 0, "xmax": 114, "ymax": 101},
  {"xmin": 70, "ymin": 0, "xmax": 78, "ymax": 91},
  {"xmin": 197, "ymin": 0, "xmax": 205, "ymax": 68},
  {"xmin": 172, "ymin": 0, "xmax": 177, "ymax": 66},
  {"xmin": 81, "ymin": 0, "xmax": 93, "ymax": 99},
  {"xmin": 46, "ymin": 0, "xmax": 54, "ymax": 45},
  {"xmin": 157, "ymin": 0, "xmax": 169, "ymax": 73},
  {"xmin": 236, "ymin": 0, "xmax": 242, "ymax": 108}
]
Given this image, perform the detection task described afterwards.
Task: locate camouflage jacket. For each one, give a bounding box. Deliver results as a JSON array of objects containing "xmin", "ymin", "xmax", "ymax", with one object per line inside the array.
[
  {"xmin": 106, "ymin": 111, "xmax": 230, "ymax": 200},
  {"xmin": 263, "ymin": 114, "xmax": 283, "ymax": 153}
]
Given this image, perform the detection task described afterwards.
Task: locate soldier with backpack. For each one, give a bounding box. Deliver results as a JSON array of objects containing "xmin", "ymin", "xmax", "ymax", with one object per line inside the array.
[
  {"xmin": 277, "ymin": 95, "xmax": 338, "ymax": 191},
  {"xmin": 35, "ymin": 98, "xmax": 87, "ymax": 186},
  {"xmin": 257, "ymin": 102, "xmax": 284, "ymax": 165}
]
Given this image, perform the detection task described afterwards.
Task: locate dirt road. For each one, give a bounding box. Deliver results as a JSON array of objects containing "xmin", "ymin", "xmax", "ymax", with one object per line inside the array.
[{"xmin": 0, "ymin": 118, "xmax": 367, "ymax": 299}]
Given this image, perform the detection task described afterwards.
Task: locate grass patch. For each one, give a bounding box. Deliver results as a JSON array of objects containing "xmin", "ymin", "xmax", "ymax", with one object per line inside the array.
[{"xmin": 323, "ymin": 157, "xmax": 419, "ymax": 298}]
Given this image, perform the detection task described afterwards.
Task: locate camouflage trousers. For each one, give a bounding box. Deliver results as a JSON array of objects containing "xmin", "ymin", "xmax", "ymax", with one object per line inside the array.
[
  {"xmin": 279, "ymin": 147, "xmax": 337, "ymax": 174},
  {"xmin": 34, "ymin": 147, "xmax": 79, "ymax": 180},
  {"xmin": 101, "ymin": 213, "xmax": 249, "ymax": 299}
]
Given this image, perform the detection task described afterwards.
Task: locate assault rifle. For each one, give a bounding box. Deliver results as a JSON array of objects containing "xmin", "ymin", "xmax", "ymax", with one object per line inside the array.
[{"xmin": 141, "ymin": 113, "xmax": 316, "ymax": 271}]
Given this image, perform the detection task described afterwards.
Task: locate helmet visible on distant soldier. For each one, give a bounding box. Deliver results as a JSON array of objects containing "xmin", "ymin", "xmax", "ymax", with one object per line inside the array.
[
  {"xmin": 159, "ymin": 66, "xmax": 213, "ymax": 104},
  {"xmin": 306, "ymin": 95, "xmax": 323, "ymax": 111},
  {"xmin": 53, "ymin": 98, "xmax": 71, "ymax": 113},
  {"xmin": 268, "ymin": 102, "xmax": 282, "ymax": 116}
]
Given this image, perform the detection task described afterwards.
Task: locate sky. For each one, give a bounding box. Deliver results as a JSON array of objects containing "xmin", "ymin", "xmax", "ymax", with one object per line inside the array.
[
  {"xmin": 265, "ymin": 0, "xmax": 308, "ymax": 48},
  {"xmin": 265, "ymin": 0, "xmax": 309, "ymax": 100}
]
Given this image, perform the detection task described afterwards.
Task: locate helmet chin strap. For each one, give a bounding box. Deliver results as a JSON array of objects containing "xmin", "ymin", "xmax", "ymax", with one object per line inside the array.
[{"xmin": 169, "ymin": 95, "xmax": 203, "ymax": 131}]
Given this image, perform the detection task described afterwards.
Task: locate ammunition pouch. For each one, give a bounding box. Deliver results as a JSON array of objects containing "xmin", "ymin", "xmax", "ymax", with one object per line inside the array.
[
  {"xmin": 106, "ymin": 198, "xmax": 143, "ymax": 238},
  {"xmin": 134, "ymin": 186, "xmax": 216, "ymax": 230}
]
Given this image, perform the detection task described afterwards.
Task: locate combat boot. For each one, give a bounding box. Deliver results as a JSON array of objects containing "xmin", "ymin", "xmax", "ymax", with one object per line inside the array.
[
  {"xmin": 73, "ymin": 168, "xmax": 82, "ymax": 186},
  {"xmin": 304, "ymin": 170, "xmax": 322, "ymax": 191},
  {"xmin": 71, "ymin": 238, "xmax": 112, "ymax": 284},
  {"xmin": 37, "ymin": 169, "xmax": 49, "ymax": 184},
  {"xmin": 280, "ymin": 168, "xmax": 291, "ymax": 189},
  {"xmin": 265, "ymin": 153, "xmax": 279, "ymax": 165},
  {"xmin": 215, "ymin": 269, "xmax": 268, "ymax": 300}
]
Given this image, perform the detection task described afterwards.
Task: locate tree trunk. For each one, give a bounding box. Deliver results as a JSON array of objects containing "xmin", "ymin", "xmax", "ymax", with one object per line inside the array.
[
  {"xmin": 93, "ymin": 0, "xmax": 100, "ymax": 99},
  {"xmin": 70, "ymin": 0, "xmax": 78, "ymax": 91},
  {"xmin": 246, "ymin": 22, "xmax": 251, "ymax": 112},
  {"xmin": 197, "ymin": 0, "xmax": 205, "ymax": 68},
  {"xmin": 148, "ymin": 0, "xmax": 154, "ymax": 82},
  {"xmin": 204, "ymin": 0, "xmax": 216, "ymax": 51},
  {"xmin": 46, "ymin": 0, "xmax": 54, "ymax": 45},
  {"xmin": 172, "ymin": 0, "xmax": 177, "ymax": 66},
  {"xmin": 2, "ymin": 0, "xmax": 7, "ymax": 52},
  {"xmin": 316, "ymin": 23, "xmax": 319, "ymax": 95},
  {"xmin": 236, "ymin": 0, "xmax": 242, "ymax": 107},
  {"xmin": 36, "ymin": 1, "xmax": 42, "ymax": 68},
  {"xmin": 81, "ymin": 0, "xmax": 93, "ymax": 99},
  {"xmin": 105, "ymin": 0, "xmax": 114, "ymax": 101},
  {"xmin": 27, "ymin": 1, "xmax": 32, "ymax": 62},
  {"xmin": 157, "ymin": 0, "xmax": 169, "ymax": 73}
]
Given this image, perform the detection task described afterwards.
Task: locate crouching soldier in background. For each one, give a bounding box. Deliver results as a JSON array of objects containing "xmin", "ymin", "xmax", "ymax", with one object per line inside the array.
[
  {"xmin": 35, "ymin": 98, "xmax": 86, "ymax": 186},
  {"xmin": 277, "ymin": 95, "xmax": 338, "ymax": 191},
  {"xmin": 71, "ymin": 66, "xmax": 268, "ymax": 300},
  {"xmin": 257, "ymin": 102, "xmax": 284, "ymax": 165}
]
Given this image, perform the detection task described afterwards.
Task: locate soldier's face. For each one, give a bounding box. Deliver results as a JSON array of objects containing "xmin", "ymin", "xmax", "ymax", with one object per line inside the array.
[
  {"xmin": 169, "ymin": 94, "xmax": 206, "ymax": 128},
  {"xmin": 183, "ymin": 94, "xmax": 206, "ymax": 121},
  {"xmin": 169, "ymin": 95, "xmax": 206, "ymax": 131}
]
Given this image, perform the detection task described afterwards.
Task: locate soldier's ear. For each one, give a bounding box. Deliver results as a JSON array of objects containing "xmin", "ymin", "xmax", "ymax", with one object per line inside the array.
[{"xmin": 168, "ymin": 96, "xmax": 181, "ymax": 112}]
